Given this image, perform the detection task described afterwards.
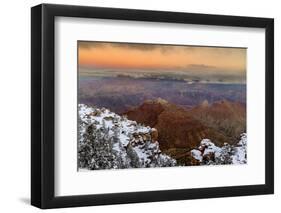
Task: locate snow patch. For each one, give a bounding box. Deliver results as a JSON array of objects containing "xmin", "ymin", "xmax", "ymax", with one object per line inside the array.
[{"xmin": 191, "ymin": 133, "xmax": 247, "ymax": 165}]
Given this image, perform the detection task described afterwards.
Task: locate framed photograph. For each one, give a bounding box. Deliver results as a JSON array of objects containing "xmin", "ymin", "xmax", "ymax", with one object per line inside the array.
[{"xmin": 31, "ymin": 4, "xmax": 274, "ymax": 209}]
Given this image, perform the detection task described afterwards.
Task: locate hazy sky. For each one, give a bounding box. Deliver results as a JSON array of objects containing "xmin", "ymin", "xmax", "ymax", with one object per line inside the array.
[{"xmin": 78, "ymin": 41, "xmax": 246, "ymax": 75}]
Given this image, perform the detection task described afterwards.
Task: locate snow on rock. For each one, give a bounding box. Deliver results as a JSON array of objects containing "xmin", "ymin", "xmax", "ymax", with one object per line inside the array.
[
  {"xmin": 191, "ymin": 149, "xmax": 202, "ymax": 161},
  {"xmin": 199, "ymin": 139, "xmax": 222, "ymax": 158},
  {"xmin": 78, "ymin": 104, "xmax": 176, "ymax": 170},
  {"xmin": 190, "ymin": 133, "xmax": 247, "ymax": 165},
  {"xmin": 231, "ymin": 133, "xmax": 247, "ymax": 164}
]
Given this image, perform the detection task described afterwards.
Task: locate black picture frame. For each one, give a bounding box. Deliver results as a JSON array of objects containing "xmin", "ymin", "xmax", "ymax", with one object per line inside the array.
[{"xmin": 31, "ymin": 3, "xmax": 274, "ymax": 209}]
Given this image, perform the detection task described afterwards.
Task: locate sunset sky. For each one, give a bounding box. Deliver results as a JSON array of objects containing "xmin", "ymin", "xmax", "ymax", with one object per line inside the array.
[{"xmin": 78, "ymin": 41, "xmax": 246, "ymax": 77}]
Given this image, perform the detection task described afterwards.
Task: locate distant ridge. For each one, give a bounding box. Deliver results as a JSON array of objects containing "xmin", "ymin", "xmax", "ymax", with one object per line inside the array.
[{"xmin": 144, "ymin": 97, "xmax": 169, "ymax": 105}]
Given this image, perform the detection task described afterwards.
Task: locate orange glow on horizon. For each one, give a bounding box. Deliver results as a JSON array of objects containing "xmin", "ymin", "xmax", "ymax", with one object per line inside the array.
[{"xmin": 78, "ymin": 42, "xmax": 246, "ymax": 73}]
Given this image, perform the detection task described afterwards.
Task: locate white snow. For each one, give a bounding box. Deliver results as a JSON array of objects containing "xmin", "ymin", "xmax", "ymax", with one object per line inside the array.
[
  {"xmin": 200, "ymin": 139, "xmax": 222, "ymax": 158},
  {"xmin": 190, "ymin": 133, "xmax": 247, "ymax": 165},
  {"xmin": 191, "ymin": 149, "xmax": 202, "ymax": 161},
  {"xmin": 231, "ymin": 133, "xmax": 247, "ymax": 164},
  {"xmin": 78, "ymin": 104, "xmax": 176, "ymax": 170},
  {"xmin": 79, "ymin": 104, "xmax": 152, "ymax": 147}
]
